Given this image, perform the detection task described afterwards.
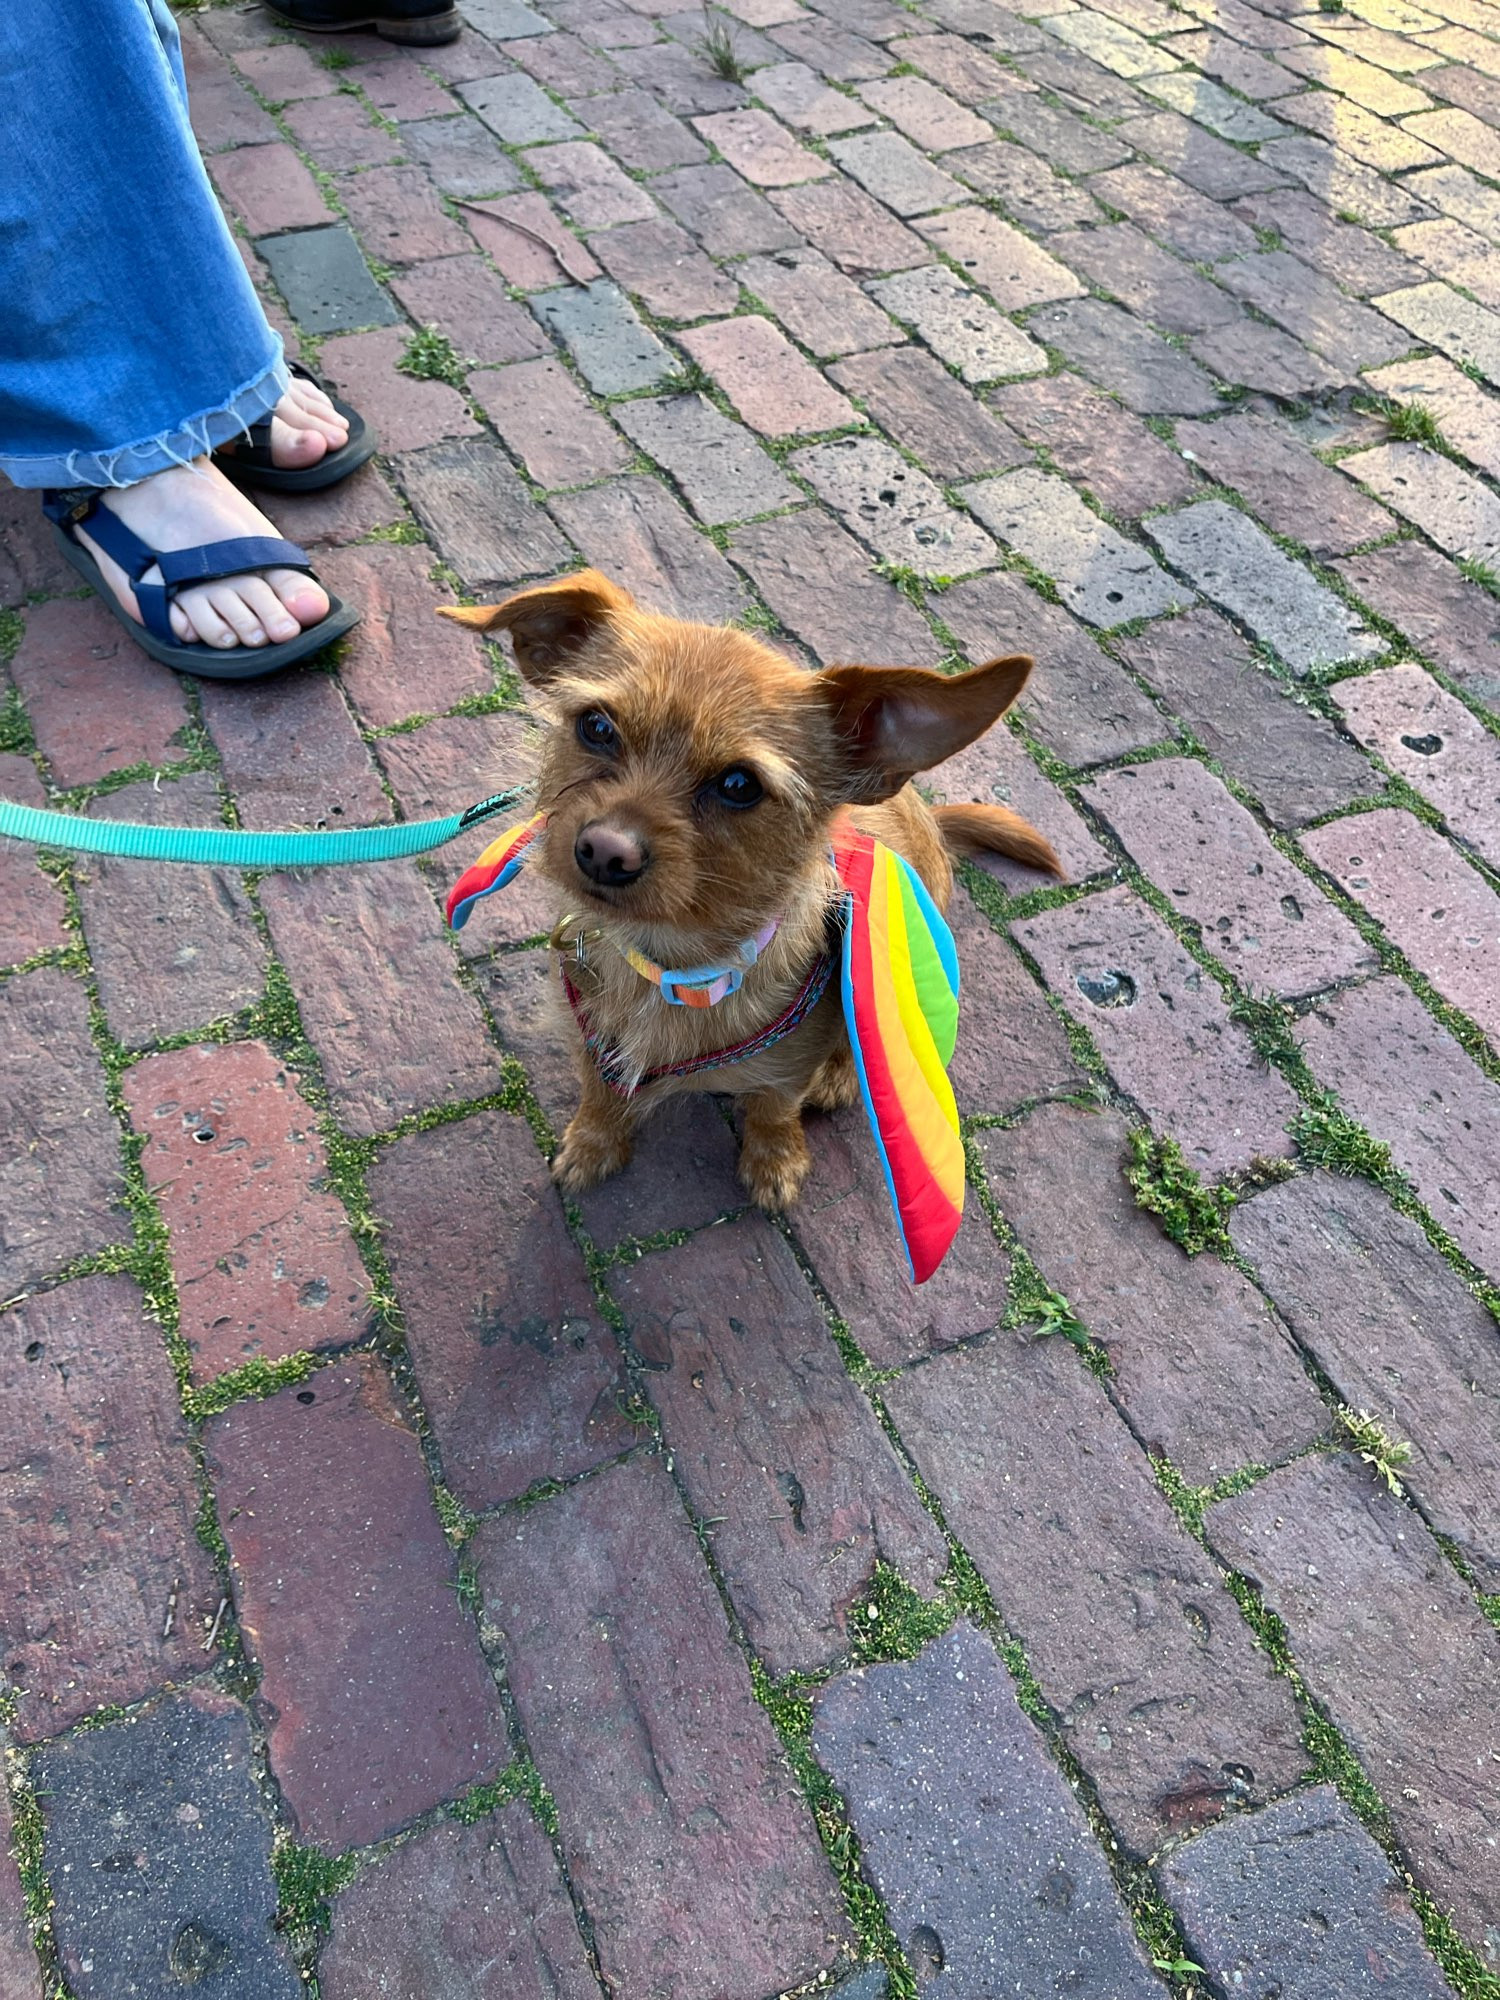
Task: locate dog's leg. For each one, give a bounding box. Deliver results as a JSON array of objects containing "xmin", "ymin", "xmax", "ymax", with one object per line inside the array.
[
  {"xmin": 552, "ymin": 1065, "xmax": 635, "ymax": 1193},
  {"xmin": 804, "ymin": 1042, "xmax": 860, "ymax": 1112},
  {"xmin": 739, "ymin": 1088, "xmax": 812, "ymax": 1212}
]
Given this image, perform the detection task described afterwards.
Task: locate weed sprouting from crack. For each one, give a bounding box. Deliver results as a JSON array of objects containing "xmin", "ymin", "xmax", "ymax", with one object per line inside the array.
[
  {"xmin": 1125, "ymin": 1128, "xmax": 1236, "ymax": 1258},
  {"xmin": 1290, "ymin": 1095, "xmax": 1402, "ymax": 1186},
  {"xmin": 273, "ymin": 1837, "xmax": 357, "ymax": 1941},
  {"xmin": 1336, "ymin": 1406, "xmax": 1413, "ymax": 1495},
  {"xmin": 695, "ymin": 5, "xmax": 749, "ymax": 81},
  {"xmin": 399, "ymin": 324, "xmax": 472, "ymax": 389}
]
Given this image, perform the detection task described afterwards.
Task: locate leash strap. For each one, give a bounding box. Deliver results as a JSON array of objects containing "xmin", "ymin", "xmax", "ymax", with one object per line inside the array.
[{"xmin": 0, "ymin": 787, "xmax": 526, "ymax": 870}]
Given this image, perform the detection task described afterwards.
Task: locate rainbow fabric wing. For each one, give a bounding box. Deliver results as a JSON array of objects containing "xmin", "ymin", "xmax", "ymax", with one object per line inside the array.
[
  {"xmin": 833, "ymin": 825, "xmax": 964, "ymax": 1285},
  {"xmin": 447, "ymin": 815, "xmax": 547, "ymax": 931}
]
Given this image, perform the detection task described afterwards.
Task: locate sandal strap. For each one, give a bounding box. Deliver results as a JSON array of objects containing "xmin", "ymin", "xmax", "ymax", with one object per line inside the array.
[{"xmin": 157, "ymin": 535, "xmax": 312, "ymax": 588}]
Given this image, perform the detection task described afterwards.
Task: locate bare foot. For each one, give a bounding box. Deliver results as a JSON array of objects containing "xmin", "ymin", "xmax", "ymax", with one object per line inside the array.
[
  {"xmin": 74, "ymin": 459, "xmax": 331, "ymax": 650},
  {"xmin": 263, "ymin": 374, "xmax": 349, "ymax": 471}
]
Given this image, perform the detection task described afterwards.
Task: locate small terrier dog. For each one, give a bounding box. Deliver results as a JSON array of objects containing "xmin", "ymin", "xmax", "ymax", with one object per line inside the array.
[{"xmin": 442, "ymin": 571, "xmax": 1061, "ymax": 1215}]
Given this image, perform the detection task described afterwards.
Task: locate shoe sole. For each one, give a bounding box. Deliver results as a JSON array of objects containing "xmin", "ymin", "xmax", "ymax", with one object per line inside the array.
[{"xmin": 267, "ymin": 6, "xmax": 462, "ymax": 42}]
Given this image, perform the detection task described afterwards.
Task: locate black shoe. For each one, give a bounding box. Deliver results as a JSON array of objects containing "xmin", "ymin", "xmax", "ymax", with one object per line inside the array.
[{"xmin": 266, "ymin": 0, "xmax": 461, "ymax": 44}]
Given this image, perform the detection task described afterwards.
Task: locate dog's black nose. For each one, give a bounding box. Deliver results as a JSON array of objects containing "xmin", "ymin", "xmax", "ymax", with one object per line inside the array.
[{"xmin": 575, "ymin": 821, "xmax": 648, "ymax": 887}]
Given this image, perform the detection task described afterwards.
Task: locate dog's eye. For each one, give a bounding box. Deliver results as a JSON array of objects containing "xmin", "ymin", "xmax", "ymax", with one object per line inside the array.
[
  {"xmin": 711, "ymin": 766, "xmax": 764, "ymax": 810},
  {"xmin": 576, "ymin": 709, "xmax": 619, "ymax": 754}
]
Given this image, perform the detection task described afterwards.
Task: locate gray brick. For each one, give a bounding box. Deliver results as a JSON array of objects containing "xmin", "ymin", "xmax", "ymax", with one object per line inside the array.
[
  {"xmin": 460, "ymin": 72, "xmax": 584, "ymax": 144},
  {"xmin": 530, "ymin": 280, "xmax": 676, "ymax": 396},
  {"xmin": 613, "ymin": 393, "xmax": 799, "ymax": 526},
  {"xmin": 400, "ymin": 439, "xmax": 574, "ymax": 587},
  {"xmin": 867, "ymin": 264, "xmax": 1047, "ymax": 382},
  {"xmin": 256, "ymin": 225, "xmax": 397, "ymax": 335},
  {"xmin": 961, "ymin": 467, "xmax": 1190, "ymax": 627},
  {"xmin": 792, "ymin": 435, "xmax": 999, "ymax": 578}
]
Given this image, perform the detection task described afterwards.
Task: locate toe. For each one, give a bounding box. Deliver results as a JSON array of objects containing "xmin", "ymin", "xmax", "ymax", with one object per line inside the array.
[
  {"xmin": 176, "ymin": 588, "xmax": 236, "ymax": 650},
  {"xmin": 270, "ymin": 418, "xmax": 330, "ymax": 470},
  {"xmin": 205, "ymin": 583, "xmax": 268, "ymax": 648},
  {"xmin": 241, "ymin": 574, "xmax": 300, "ymax": 644},
  {"xmin": 270, "ymin": 569, "xmax": 331, "ymax": 631}
]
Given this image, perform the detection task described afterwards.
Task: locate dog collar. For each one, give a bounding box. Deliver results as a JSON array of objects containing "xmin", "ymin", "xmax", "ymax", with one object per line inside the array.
[{"xmin": 445, "ymin": 814, "xmax": 780, "ymax": 1009}]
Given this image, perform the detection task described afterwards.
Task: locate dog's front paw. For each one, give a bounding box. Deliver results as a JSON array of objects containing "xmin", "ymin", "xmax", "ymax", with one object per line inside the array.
[
  {"xmin": 738, "ymin": 1125, "xmax": 812, "ymax": 1214},
  {"xmin": 804, "ymin": 1046, "xmax": 860, "ymax": 1113},
  {"xmin": 552, "ymin": 1117, "xmax": 633, "ymax": 1194}
]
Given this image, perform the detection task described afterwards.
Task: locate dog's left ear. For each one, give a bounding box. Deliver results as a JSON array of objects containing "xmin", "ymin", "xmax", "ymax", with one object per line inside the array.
[
  {"xmin": 436, "ymin": 569, "xmax": 635, "ymax": 683},
  {"xmin": 818, "ymin": 654, "xmax": 1034, "ymax": 803}
]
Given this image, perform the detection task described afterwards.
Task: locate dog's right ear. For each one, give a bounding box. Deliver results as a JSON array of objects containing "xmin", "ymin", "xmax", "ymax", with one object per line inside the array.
[{"xmin": 436, "ymin": 569, "xmax": 634, "ymax": 683}]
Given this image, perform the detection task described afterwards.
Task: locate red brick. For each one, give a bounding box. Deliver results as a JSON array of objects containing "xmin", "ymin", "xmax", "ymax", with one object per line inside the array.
[
  {"xmin": 525, "ymin": 139, "xmax": 658, "ymax": 227},
  {"xmin": 1332, "ymin": 662, "xmax": 1500, "ymax": 871},
  {"xmin": 1117, "ymin": 608, "xmax": 1378, "ymax": 830},
  {"xmin": 190, "ymin": 71, "xmax": 280, "ymax": 152},
  {"xmin": 399, "ymin": 440, "xmax": 575, "ymax": 588},
  {"xmin": 677, "ymin": 316, "xmax": 858, "ymax": 439},
  {"xmin": 612, "ymin": 1217, "xmax": 948, "ymax": 1673},
  {"xmin": 1209, "ymin": 1453, "xmax": 1500, "ymax": 1952},
  {"xmin": 727, "ymin": 508, "xmax": 939, "ymax": 667},
  {"xmin": 547, "ymin": 476, "xmax": 747, "ymax": 625},
  {"xmin": 915, "ymin": 206, "xmax": 1085, "ymax": 314},
  {"xmin": 201, "ymin": 669, "xmax": 388, "ymax": 831},
  {"xmin": 357, "ymin": 53, "xmax": 459, "ymax": 120},
  {"xmin": 1190, "ymin": 316, "xmax": 1346, "ymax": 401},
  {"xmin": 922, "ymin": 722, "xmax": 1108, "ymax": 891},
  {"xmin": 0, "ymin": 1791, "xmax": 37, "ymax": 1999},
  {"xmin": 991, "ymin": 377, "xmax": 1196, "ymax": 518},
  {"xmin": 390, "ymin": 255, "xmax": 549, "ymax": 368},
  {"xmin": 371, "ymin": 1109, "xmax": 633, "ymax": 1506},
  {"xmin": 125, "ymin": 1041, "xmax": 369, "ymax": 1383},
  {"xmin": 1232, "ymin": 1171, "xmax": 1500, "ymax": 1593},
  {"xmin": 0, "ymin": 752, "xmax": 68, "ymax": 967},
  {"xmin": 591, "ymin": 215, "xmax": 740, "ymax": 320},
  {"xmin": 739, "ymin": 246, "xmax": 900, "ymax": 360},
  {"xmin": 577, "ymin": 1096, "xmax": 750, "ymax": 1246},
  {"xmin": 1214, "ymin": 249, "xmax": 1411, "ymax": 376},
  {"xmin": 1301, "ymin": 809, "xmax": 1500, "ymax": 1040},
  {"xmin": 470, "ymin": 357, "xmax": 631, "ymax": 488},
  {"xmin": 1089, "ymin": 758, "xmax": 1376, "ymax": 998},
  {"xmin": 206, "ymin": 1356, "xmax": 507, "ymax": 1846},
  {"xmin": 263, "ymin": 461, "xmax": 406, "ymax": 548},
  {"xmin": 341, "ymin": 163, "xmax": 472, "ymax": 266},
  {"xmin": 77, "ymin": 772, "xmax": 265, "ymax": 1048},
  {"xmin": 692, "ymin": 107, "xmax": 832, "ymax": 185},
  {"xmin": 234, "ymin": 40, "xmax": 339, "ymax": 101},
  {"xmin": 478, "ymin": 946, "xmax": 577, "ymax": 1108},
  {"xmin": 980, "ymin": 1103, "xmax": 1326, "ymax": 1481},
  {"xmin": 0, "ymin": 1276, "xmax": 219, "ymax": 1741},
  {"xmin": 582, "ymin": 86, "xmax": 709, "ymax": 171},
  {"xmin": 1174, "ymin": 410, "xmax": 1394, "ymax": 557},
  {"xmin": 415, "ymin": 24, "xmax": 514, "ymax": 82},
  {"xmin": 259, "ymin": 865, "xmax": 503, "ymax": 1137},
  {"xmin": 320, "ymin": 1807, "xmax": 596, "ymax": 2000},
  {"xmin": 885, "ymin": 1328, "xmax": 1307, "ymax": 1852},
  {"xmin": 209, "ymin": 142, "xmax": 333, "ymax": 236},
  {"xmin": 1299, "ymin": 975, "xmax": 1500, "ymax": 1281},
  {"xmin": 1334, "ymin": 542, "xmax": 1500, "ymax": 715},
  {"xmin": 830, "ymin": 346, "xmax": 1030, "ymax": 482},
  {"xmin": 10, "ymin": 596, "xmax": 193, "ymax": 790},
  {"xmin": 473, "ymin": 1456, "xmax": 849, "ymax": 1995},
  {"xmin": 320, "ymin": 327, "xmax": 482, "ymax": 452},
  {"xmin": 1232, "ymin": 186, "xmax": 1426, "ymax": 298},
  {"xmin": 1053, "ymin": 221, "xmax": 1238, "ymax": 336},
  {"xmin": 0, "ymin": 969, "xmax": 121, "ymax": 1292},
  {"xmin": 318, "ymin": 543, "xmax": 493, "ymax": 730},
  {"xmin": 284, "ymin": 90, "xmax": 403, "ymax": 171},
  {"xmin": 458, "ymin": 192, "xmax": 603, "ymax": 289},
  {"xmin": 770, "ymin": 14, "xmax": 894, "ymax": 77},
  {"xmin": 1015, "ymin": 886, "xmax": 1300, "ymax": 1175},
  {"xmin": 942, "ymin": 890, "xmax": 1083, "ymax": 1110},
  {"xmin": 0, "ymin": 486, "xmax": 73, "ymax": 606},
  {"xmin": 768, "ymin": 175, "xmax": 932, "ymax": 275},
  {"xmin": 1121, "ymin": 108, "xmax": 1289, "ymax": 197},
  {"xmin": 510, "ymin": 28, "xmax": 620, "ymax": 95},
  {"xmin": 939, "ymin": 569, "xmax": 1170, "ymax": 769},
  {"xmin": 1089, "ymin": 163, "xmax": 1260, "ymax": 264}
]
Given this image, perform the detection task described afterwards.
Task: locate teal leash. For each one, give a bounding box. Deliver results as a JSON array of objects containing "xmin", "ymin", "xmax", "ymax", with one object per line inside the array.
[{"xmin": 0, "ymin": 786, "xmax": 528, "ymax": 870}]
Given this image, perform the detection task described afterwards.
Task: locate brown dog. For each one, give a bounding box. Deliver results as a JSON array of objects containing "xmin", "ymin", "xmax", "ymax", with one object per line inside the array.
[{"xmin": 441, "ymin": 570, "xmax": 1061, "ymax": 1213}]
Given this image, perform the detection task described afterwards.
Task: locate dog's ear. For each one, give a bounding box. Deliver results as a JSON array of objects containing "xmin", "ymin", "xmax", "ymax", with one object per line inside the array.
[
  {"xmin": 817, "ymin": 654, "xmax": 1034, "ymax": 802},
  {"xmin": 436, "ymin": 569, "xmax": 635, "ymax": 683}
]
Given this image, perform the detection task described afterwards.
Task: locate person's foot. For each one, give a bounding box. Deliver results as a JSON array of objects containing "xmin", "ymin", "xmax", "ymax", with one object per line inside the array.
[
  {"xmin": 75, "ymin": 460, "xmax": 331, "ymax": 650},
  {"xmin": 235, "ymin": 374, "xmax": 350, "ymax": 473}
]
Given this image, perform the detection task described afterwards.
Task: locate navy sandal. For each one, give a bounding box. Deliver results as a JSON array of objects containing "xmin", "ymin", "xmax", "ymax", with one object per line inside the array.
[
  {"xmin": 212, "ymin": 362, "xmax": 377, "ymax": 495},
  {"xmin": 43, "ymin": 487, "xmax": 360, "ymax": 681}
]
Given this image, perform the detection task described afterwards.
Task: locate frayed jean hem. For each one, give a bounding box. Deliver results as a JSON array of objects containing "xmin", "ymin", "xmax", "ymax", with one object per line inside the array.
[{"xmin": 0, "ymin": 344, "xmax": 290, "ymax": 490}]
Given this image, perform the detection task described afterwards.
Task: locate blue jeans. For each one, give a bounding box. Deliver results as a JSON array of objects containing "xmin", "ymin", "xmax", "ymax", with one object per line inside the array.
[{"xmin": 0, "ymin": 0, "xmax": 289, "ymax": 488}]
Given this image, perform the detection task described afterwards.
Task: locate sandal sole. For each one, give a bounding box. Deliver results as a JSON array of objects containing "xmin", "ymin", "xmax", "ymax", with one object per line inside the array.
[
  {"xmin": 49, "ymin": 521, "xmax": 361, "ymax": 682},
  {"xmin": 215, "ymin": 391, "xmax": 379, "ymax": 496}
]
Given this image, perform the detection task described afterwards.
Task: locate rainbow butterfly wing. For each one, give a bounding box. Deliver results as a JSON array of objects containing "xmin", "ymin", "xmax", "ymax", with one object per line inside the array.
[
  {"xmin": 833, "ymin": 827, "xmax": 964, "ymax": 1285},
  {"xmin": 446, "ymin": 815, "xmax": 547, "ymax": 931}
]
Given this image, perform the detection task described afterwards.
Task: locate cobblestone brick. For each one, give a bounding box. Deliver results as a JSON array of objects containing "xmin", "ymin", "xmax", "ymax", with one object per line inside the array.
[
  {"xmin": 740, "ymin": 245, "xmax": 900, "ymax": 359},
  {"xmin": 1341, "ymin": 440, "xmax": 1500, "ymax": 567},
  {"xmin": 1299, "ymin": 974, "xmax": 1500, "ymax": 1280},
  {"xmin": 754, "ymin": 58, "xmax": 879, "ymax": 133},
  {"xmin": 1090, "ymin": 162, "xmax": 1260, "ymax": 261},
  {"xmin": 614, "ymin": 393, "xmax": 799, "ymax": 524},
  {"xmin": 263, "ymin": 463, "xmax": 406, "ymax": 552},
  {"xmin": 679, "ymin": 315, "xmax": 859, "ymax": 436},
  {"xmin": 1333, "ymin": 541, "xmax": 1500, "ymax": 711},
  {"xmin": 1209, "ymin": 1451, "xmax": 1500, "ymax": 1955},
  {"xmin": 341, "ymin": 161, "xmax": 473, "ymax": 265},
  {"xmin": 210, "ymin": 141, "xmax": 332, "ymax": 235},
  {"xmin": 1373, "ymin": 278, "xmax": 1500, "ymax": 387},
  {"xmin": 1392, "ymin": 214, "xmax": 1500, "ymax": 308},
  {"xmin": 1143, "ymin": 67, "xmax": 1292, "ymax": 140},
  {"xmin": 1302, "ymin": 808, "xmax": 1500, "ymax": 1038},
  {"xmin": 830, "ymin": 346, "xmax": 1029, "ymax": 479},
  {"xmin": 320, "ymin": 1808, "xmax": 598, "ymax": 2000},
  {"xmin": 591, "ymin": 214, "xmax": 741, "ymax": 318},
  {"xmin": 125, "ymin": 1040, "xmax": 368, "ymax": 1383},
  {"xmin": 1, "ymin": 1276, "xmax": 217, "ymax": 1740},
  {"xmin": 997, "ymin": 92, "xmax": 1137, "ymax": 172},
  {"xmin": 728, "ymin": 508, "xmax": 940, "ymax": 665},
  {"xmin": 1192, "ymin": 316, "xmax": 1348, "ymax": 398},
  {"xmin": 867, "ymin": 264, "xmax": 1045, "ymax": 381},
  {"xmin": 769, "ymin": 174, "xmax": 933, "ymax": 273},
  {"xmin": 791, "ymin": 1103, "xmax": 1012, "ymax": 1367},
  {"xmin": 655, "ymin": 161, "xmax": 802, "ymax": 255},
  {"xmin": 1406, "ymin": 159, "xmax": 1500, "ymax": 235},
  {"xmin": 885, "ymin": 1328, "xmax": 1308, "ymax": 1852},
  {"xmin": 471, "ymin": 357, "xmax": 632, "ymax": 489},
  {"xmin": 941, "ymin": 568, "xmax": 1171, "ymax": 767},
  {"xmin": 825, "ymin": 127, "xmax": 966, "ymax": 213},
  {"xmin": 1404, "ymin": 100, "xmax": 1500, "ymax": 172},
  {"xmin": 890, "ymin": 28, "xmax": 1027, "ymax": 104},
  {"xmin": 922, "ymin": 726, "xmax": 1110, "ymax": 888},
  {"xmin": 391, "ymin": 253, "xmax": 550, "ymax": 366},
  {"xmin": 10, "ymin": 596, "xmax": 192, "ymax": 790},
  {"xmin": 612, "ymin": 1217, "xmax": 947, "ymax": 1673},
  {"xmin": 1121, "ymin": 107, "xmax": 1288, "ymax": 193},
  {"xmin": 372, "ymin": 1110, "xmax": 633, "ymax": 1508},
  {"xmin": 0, "ymin": 487, "xmax": 72, "ymax": 605},
  {"xmin": 77, "ymin": 773, "xmax": 264, "ymax": 1048},
  {"xmin": 549, "ymin": 476, "xmax": 748, "ymax": 623},
  {"xmin": 980, "ymin": 1104, "xmax": 1326, "ymax": 1480},
  {"xmin": 1159, "ymin": 1786, "xmax": 1452, "ymax": 2000},
  {"xmin": 857, "ymin": 72, "xmax": 993, "ymax": 149},
  {"xmin": 400, "ymin": 439, "xmax": 576, "ymax": 587},
  {"xmin": 525, "ymin": 138, "xmax": 658, "ymax": 226},
  {"xmin": 914, "ymin": 205, "xmax": 1086, "ymax": 313},
  {"xmin": 1272, "ymin": 88, "xmax": 1445, "ymax": 169},
  {"xmin": 940, "ymin": 889, "xmax": 1084, "ymax": 1107},
  {"xmin": 1090, "ymin": 758, "xmax": 1376, "ymax": 996},
  {"xmin": 1047, "ymin": 7, "xmax": 1182, "ymax": 76},
  {"xmin": 461, "ymin": 71, "xmax": 584, "ymax": 145},
  {"xmin": 1261, "ymin": 130, "xmax": 1431, "ymax": 228},
  {"xmin": 1332, "ymin": 661, "xmax": 1500, "ymax": 868},
  {"xmin": 401, "ymin": 111, "xmax": 522, "ymax": 198},
  {"xmin": 319, "ymin": 541, "xmax": 494, "ymax": 728},
  {"xmin": 815, "ymin": 1624, "xmax": 1167, "ymax": 2000},
  {"xmin": 0, "ymin": 753, "xmax": 66, "ymax": 968},
  {"xmin": 1147, "ymin": 500, "xmax": 1381, "ymax": 674},
  {"xmin": 582, "ymin": 87, "xmax": 710, "ymax": 171},
  {"xmin": 35, "ymin": 1691, "xmax": 301, "ymax": 2000},
  {"xmin": 530, "ymin": 279, "xmax": 676, "ymax": 395},
  {"xmin": 191, "ymin": 67, "xmax": 279, "ymax": 152},
  {"xmin": 321, "ymin": 326, "xmax": 482, "ymax": 451},
  {"xmin": 1233, "ymin": 185, "xmax": 1426, "ymax": 296},
  {"xmin": 612, "ymin": 37, "xmax": 750, "ymax": 115},
  {"xmin": 202, "ymin": 668, "xmax": 387, "ymax": 831},
  {"xmin": 1015, "ymin": 885, "xmax": 1300, "ymax": 1172},
  {"xmin": 208, "ymin": 1355, "xmax": 508, "ymax": 1847},
  {"xmin": 961, "ymin": 467, "xmax": 1189, "ymax": 627},
  {"xmin": 794, "ymin": 435, "xmax": 999, "ymax": 578},
  {"xmin": 944, "ymin": 136, "xmax": 1105, "ymax": 231},
  {"xmin": 994, "ymin": 377, "xmax": 1196, "ymax": 516},
  {"xmin": 1052, "ymin": 220, "xmax": 1239, "ymax": 335},
  {"xmin": 236, "ymin": 39, "xmax": 340, "ymax": 99},
  {"xmin": 695, "ymin": 106, "xmax": 833, "ymax": 185},
  {"xmin": 472, "ymin": 1456, "xmax": 849, "ymax": 1996},
  {"xmin": 1028, "ymin": 297, "xmax": 1222, "ymax": 414},
  {"xmin": 1174, "ymin": 410, "xmax": 1393, "ymax": 556},
  {"xmin": 769, "ymin": 14, "xmax": 894, "ymax": 78},
  {"xmin": 1212, "ymin": 248, "xmax": 1409, "ymax": 374},
  {"xmin": 258, "ymin": 223, "xmax": 399, "ymax": 333},
  {"xmin": 0, "ymin": 970, "xmax": 122, "ymax": 1293},
  {"xmin": 1231, "ymin": 1170, "xmax": 1500, "ymax": 1593}
]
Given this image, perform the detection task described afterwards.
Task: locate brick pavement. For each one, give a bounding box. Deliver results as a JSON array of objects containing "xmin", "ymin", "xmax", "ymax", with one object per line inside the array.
[{"xmin": 2, "ymin": 0, "xmax": 1500, "ymax": 1990}]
